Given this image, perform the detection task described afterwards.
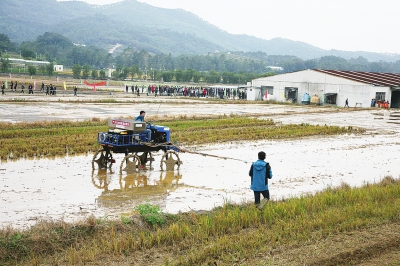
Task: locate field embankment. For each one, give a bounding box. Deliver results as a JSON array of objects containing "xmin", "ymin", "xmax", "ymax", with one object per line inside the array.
[{"xmin": 0, "ymin": 176, "xmax": 399, "ymax": 265}]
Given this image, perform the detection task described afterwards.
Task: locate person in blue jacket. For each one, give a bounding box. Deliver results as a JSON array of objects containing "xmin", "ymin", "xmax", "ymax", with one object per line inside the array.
[
  {"xmin": 249, "ymin": 151, "xmax": 273, "ymax": 205},
  {"xmin": 134, "ymin": 110, "xmax": 152, "ymax": 142}
]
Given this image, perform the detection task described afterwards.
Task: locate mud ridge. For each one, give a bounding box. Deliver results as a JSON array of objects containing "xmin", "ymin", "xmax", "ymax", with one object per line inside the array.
[{"xmin": 308, "ymin": 233, "xmax": 400, "ymax": 266}]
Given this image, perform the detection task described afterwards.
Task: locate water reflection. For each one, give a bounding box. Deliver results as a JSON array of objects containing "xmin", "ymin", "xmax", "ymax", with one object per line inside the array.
[
  {"xmin": 92, "ymin": 168, "xmax": 113, "ymax": 190},
  {"xmin": 91, "ymin": 168, "xmax": 182, "ymax": 207}
]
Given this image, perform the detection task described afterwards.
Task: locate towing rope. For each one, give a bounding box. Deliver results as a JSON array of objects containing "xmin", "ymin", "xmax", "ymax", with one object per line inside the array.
[{"xmin": 141, "ymin": 141, "xmax": 250, "ymax": 164}]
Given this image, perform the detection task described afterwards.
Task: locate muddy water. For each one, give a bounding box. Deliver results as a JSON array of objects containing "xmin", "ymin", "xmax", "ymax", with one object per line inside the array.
[
  {"xmin": 1, "ymin": 100, "xmax": 400, "ymax": 229},
  {"xmin": 1, "ymin": 133, "xmax": 399, "ymax": 229}
]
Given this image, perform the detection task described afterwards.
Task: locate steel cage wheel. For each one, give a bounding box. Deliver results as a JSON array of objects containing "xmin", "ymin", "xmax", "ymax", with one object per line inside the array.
[
  {"xmin": 134, "ymin": 152, "xmax": 154, "ymax": 169},
  {"xmin": 92, "ymin": 149, "xmax": 113, "ymax": 170},
  {"xmin": 120, "ymin": 154, "xmax": 142, "ymax": 174},
  {"xmin": 160, "ymin": 150, "xmax": 182, "ymax": 171}
]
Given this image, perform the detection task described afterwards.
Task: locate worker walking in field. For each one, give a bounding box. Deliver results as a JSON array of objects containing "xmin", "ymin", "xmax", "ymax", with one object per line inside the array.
[
  {"xmin": 249, "ymin": 151, "xmax": 273, "ymax": 209},
  {"xmin": 344, "ymin": 98, "xmax": 349, "ymax": 107},
  {"xmin": 28, "ymin": 83, "xmax": 33, "ymax": 94}
]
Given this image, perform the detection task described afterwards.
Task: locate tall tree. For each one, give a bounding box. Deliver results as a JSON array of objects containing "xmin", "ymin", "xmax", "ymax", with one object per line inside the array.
[
  {"xmin": 91, "ymin": 69, "xmax": 98, "ymax": 79},
  {"xmin": 0, "ymin": 33, "xmax": 16, "ymax": 53},
  {"xmin": 38, "ymin": 64, "xmax": 46, "ymax": 74},
  {"xmin": 175, "ymin": 69, "xmax": 183, "ymax": 82},
  {"xmin": 99, "ymin": 70, "xmax": 106, "ymax": 79},
  {"xmin": 121, "ymin": 67, "xmax": 129, "ymax": 79},
  {"xmin": 0, "ymin": 57, "xmax": 10, "ymax": 72},
  {"xmin": 129, "ymin": 65, "xmax": 138, "ymax": 80},
  {"xmin": 28, "ymin": 66, "xmax": 36, "ymax": 76},
  {"xmin": 72, "ymin": 64, "xmax": 82, "ymax": 79},
  {"xmin": 82, "ymin": 64, "xmax": 90, "ymax": 79},
  {"xmin": 46, "ymin": 62, "xmax": 54, "ymax": 76}
]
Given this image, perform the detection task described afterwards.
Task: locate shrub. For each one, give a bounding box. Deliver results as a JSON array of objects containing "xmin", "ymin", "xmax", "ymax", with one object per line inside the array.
[{"xmin": 134, "ymin": 203, "xmax": 165, "ymax": 226}]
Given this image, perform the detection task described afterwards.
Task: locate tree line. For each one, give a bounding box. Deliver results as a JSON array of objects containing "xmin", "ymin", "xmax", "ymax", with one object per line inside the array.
[{"xmin": 1, "ymin": 32, "xmax": 400, "ymax": 84}]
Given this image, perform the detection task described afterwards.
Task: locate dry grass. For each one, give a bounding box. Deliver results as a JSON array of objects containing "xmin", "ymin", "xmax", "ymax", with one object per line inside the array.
[{"xmin": 1, "ymin": 177, "xmax": 399, "ymax": 265}]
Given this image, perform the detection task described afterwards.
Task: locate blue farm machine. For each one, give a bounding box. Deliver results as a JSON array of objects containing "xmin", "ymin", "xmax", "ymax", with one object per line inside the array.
[{"xmin": 92, "ymin": 118, "xmax": 182, "ymax": 173}]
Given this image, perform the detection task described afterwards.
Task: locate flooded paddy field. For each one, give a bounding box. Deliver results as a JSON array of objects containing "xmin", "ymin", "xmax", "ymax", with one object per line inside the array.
[{"xmin": 1, "ymin": 96, "xmax": 400, "ymax": 229}]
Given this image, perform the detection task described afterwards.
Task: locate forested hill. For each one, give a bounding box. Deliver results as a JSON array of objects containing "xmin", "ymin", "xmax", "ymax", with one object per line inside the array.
[{"xmin": 1, "ymin": 0, "xmax": 400, "ymax": 62}]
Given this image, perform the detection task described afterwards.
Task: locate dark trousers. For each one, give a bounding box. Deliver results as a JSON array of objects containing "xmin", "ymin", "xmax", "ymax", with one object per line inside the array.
[{"xmin": 253, "ymin": 190, "xmax": 270, "ymax": 204}]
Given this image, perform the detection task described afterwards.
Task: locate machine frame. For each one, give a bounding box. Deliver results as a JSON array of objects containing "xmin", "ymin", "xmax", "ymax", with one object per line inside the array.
[{"xmin": 92, "ymin": 118, "xmax": 182, "ymax": 172}]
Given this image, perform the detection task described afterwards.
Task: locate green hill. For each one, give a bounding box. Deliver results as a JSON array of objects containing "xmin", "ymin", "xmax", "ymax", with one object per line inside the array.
[{"xmin": 1, "ymin": 0, "xmax": 400, "ymax": 62}]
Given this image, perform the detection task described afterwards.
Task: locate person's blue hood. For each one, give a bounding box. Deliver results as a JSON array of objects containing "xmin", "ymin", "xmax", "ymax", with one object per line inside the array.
[{"xmin": 253, "ymin": 160, "xmax": 267, "ymax": 171}]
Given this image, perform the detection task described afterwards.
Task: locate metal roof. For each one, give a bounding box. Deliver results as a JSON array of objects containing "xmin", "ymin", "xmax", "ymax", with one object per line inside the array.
[{"xmin": 313, "ymin": 69, "xmax": 400, "ymax": 88}]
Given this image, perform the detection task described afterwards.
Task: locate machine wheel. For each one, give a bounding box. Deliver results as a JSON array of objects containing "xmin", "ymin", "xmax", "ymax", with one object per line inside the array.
[
  {"xmin": 92, "ymin": 149, "xmax": 113, "ymax": 169},
  {"xmin": 160, "ymin": 150, "xmax": 182, "ymax": 171},
  {"xmin": 120, "ymin": 154, "xmax": 142, "ymax": 174},
  {"xmin": 135, "ymin": 152, "xmax": 154, "ymax": 169}
]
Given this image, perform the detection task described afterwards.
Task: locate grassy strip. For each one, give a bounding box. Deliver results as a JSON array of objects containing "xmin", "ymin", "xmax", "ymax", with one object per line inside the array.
[
  {"xmin": 0, "ymin": 177, "xmax": 398, "ymax": 265},
  {"xmin": 0, "ymin": 119, "xmax": 107, "ymax": 159},
  {"xmin": 171, "ymin": 122, "xmax": 360, "ymax": 144},
  {"xmin": 179, "ymin": 180, "xmax": 400, "ymax": 264},
  {"xmin": 0, "ymin": 117, "xmax": 364, "ymax": 160}
]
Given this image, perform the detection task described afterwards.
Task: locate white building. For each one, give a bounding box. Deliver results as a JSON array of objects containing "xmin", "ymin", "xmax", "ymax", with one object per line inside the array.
[
  {"xmin": 54, "ymin": 65, "xmax": 63, "ymax": 72},
  {"xmin": 249, "ymin": 69, "xmax": 400, "ymax": 108},
  {"xmin": 8, "ymin": 58, "xmax": 50, "ymax": 69}
]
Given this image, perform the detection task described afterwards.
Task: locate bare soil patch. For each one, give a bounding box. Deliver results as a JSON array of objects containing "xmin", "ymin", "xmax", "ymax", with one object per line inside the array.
[{"xmin": 260, "ymin": 221, "xmax": 400, "ymax": 266}]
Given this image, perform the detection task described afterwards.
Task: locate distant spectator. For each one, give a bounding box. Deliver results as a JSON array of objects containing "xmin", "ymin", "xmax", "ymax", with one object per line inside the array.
[{"xmin": 28, "ymin": 83, "xmax": 33, "ymax": 94}]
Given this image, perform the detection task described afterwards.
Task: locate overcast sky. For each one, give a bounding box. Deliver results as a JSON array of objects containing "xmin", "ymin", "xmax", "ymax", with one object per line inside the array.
[{"xmin": 68, "ymin": 0, "xmax": 400, "ymax": 54}]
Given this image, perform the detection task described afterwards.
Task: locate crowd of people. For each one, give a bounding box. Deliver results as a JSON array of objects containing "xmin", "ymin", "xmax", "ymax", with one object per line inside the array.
[
  {"xmin": 2, "ymin": 81, "xmax": 397, "ymax": 108},
  {"xmin": 125, "ymin": 84, "xmax": 248, "ymax": 99},
  {"xmin": 3, "ymin": 80, "xmax": 247, "ymax": 99},
  {"xmin": 1, "ymin": 81, "xmax": 59, "ymax": 95},
  {"xmin": 371, "ymin": 98, "xmax": 390, "ymax": 108}
]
